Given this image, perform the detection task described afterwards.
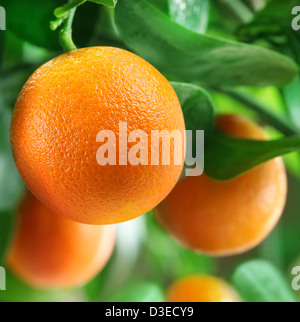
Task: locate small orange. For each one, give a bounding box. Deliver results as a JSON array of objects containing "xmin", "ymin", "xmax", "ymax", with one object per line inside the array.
[
  {"xmin": 167, "ymin": 275, "xmax": 241, "ymax": 302},
  {"xmin": 7, "ymin": 192, "xmax": 116, "ymax": 289},
  {"xmin": 155, "ymin": 114, "xmax": 287, "ymax": 256},
  {"xmin": 10, "ymin": 47, "xmax": 185, "ymax": 225}
]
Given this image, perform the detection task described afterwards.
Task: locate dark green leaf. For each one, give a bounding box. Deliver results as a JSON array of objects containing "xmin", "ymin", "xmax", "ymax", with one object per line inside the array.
[
  {"xmin": 205, "ymin": 131, "xmax": 300, "ymax": 180},
  {"xmin": 151, "ymin": 0, "xmax": 169, "ymax": 14},
  {"xmin": 0, "ymin": 106, "xmax": 24, "ymax": 210},
  {"xmin": 232, "ymin": 260, "xmax": 297, "ymax": 302},
  {"xmin": 171, "ymin": 82, "xmax": 214, "ymax": 134},
  {"xmin": 0, "ymin": 210, "xmax": 14, "ymax": 263},
  {"xmin": 168, "ymin": 0, "xmax": 210, "ymax": 34},
  {"xmin": 237, "ymin": 0, "xmax": 300, "ymax": 43},
  {"xmin": 90, "ymin": 0, "xmax": 117, "ymax": 7},
  {"xmin": 2, "ymin": 0, "xmax": 99, "ymax": 51},
  {"xmin": 115, "ymin": 0, "xmax": 297, "ymax": 87}
]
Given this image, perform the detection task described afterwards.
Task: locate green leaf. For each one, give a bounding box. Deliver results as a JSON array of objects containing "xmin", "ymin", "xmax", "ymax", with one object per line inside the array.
[
  {"xmin": 108, "ymin": 281, "xmax": 165, "ymax": 302},
  {"xmin": 115, "ymin": 0, "xmax": 297, "ymax": 87},
  {"xmin": 90, "ymin": 0, "xmax": 117, "ymax": 7},
  {"xmin": 283, "ymin": 74, "xmax": 300, "ymax": 130},
  {"xmin": 0, "ymin": 106, "xmax": 24, "ymax": 210},
  {"xmin": 168, "ymin": 0, "xmax": 210, "ymax": 34},
  {"xmin": 205, "ymin": 131, "xmax": 300, "ymax": 180},
  {"xmin": 151, "ymin": 0, "xmax": 169, "ymax": 14},
  {"xmin": 237, "ymin": 0, "xmax": 300, "ymax": 43},
  {"xmin": 0, "ymin": 210, "xmax": 15, "ymax": 264},
  {"xmin": 2, "ymin": 0, "xmax": 99, "ymax": 51},
  {"xmin": 171, "ymin": 82, "xmax": 214, "ymax": 134},
  {"xmin": 232, "ymin": 260, "xmax": 297, "ymax": 302}
]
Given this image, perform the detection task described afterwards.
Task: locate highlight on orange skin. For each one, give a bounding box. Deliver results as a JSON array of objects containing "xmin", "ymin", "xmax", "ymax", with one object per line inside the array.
[
  {"xmin": 7, "ymin": 192, "xmax": 116, "ymax": 289},
  {"xmin": 167, "ymin": 275, "xmax": 241, "ymax": 302},
  {"xmin": 154, "ymin": 114, "xmax": 287, "ymax": 257}
]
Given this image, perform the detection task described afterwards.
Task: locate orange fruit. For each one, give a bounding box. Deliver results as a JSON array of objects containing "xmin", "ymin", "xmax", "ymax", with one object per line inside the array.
[
  {"xmin": 155, "ymin": 114, "xmax": 287, "ymax": 257},
  {"xmin": 10, "ymin": 47, "xmax": 185, "ymax": 225},
  {"xmin": 167, "ymin": 275, "xmax": 241, "ymax": 302},
  {"xmin": 7, "ymin": 192, "xmax": 116, "ymax": 289}
]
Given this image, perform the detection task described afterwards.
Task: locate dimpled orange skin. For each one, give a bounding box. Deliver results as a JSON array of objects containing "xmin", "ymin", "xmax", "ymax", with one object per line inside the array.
[
  {"xmin": 167, "ymin": 275, "xmax": 241, "ymax": 302},
  {"xmin": 10, "ymin": 47, "xmax": 185, "ymax": 225},
  {"xmin": 155, "ymin": 114, "xmax": 287, "ymax": 257},
  {"xmin": 7, "ymin": 192, "xmax": 116, "ymax": 289}
]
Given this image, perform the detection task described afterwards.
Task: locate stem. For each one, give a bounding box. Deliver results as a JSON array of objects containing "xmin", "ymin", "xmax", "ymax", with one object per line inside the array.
[
  {"xmin": 59, "ymin": 8, "xmax": 77, "ymax": 52},
  {"xmin": 54, "ymin": 0, "xmax": 87, "ymax": 18},
  {"xmin": 216, "ymin": 88, "xmax": 299, "ymax": 136}
]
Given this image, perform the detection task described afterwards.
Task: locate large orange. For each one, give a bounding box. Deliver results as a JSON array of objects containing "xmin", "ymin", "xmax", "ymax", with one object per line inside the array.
[
  {"xmin": 167, "ymin": 275, "xmax": 241, "ymax": 302},
  {"xmin": 7, "ymin": 192, "xmax": 116, "ymax": 289},
  {"xmin": 10, "ymin": 47, "xmax": 185, "ymax": 225},
  {"xmin": 155, "ymin": 114, "xmax": 287, "ymax": 257}
]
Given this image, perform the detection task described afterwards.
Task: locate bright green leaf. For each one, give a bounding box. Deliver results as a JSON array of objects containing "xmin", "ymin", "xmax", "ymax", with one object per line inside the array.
[
  {"xmin": 232, "ymin": 260, "xmax": 297, "ymax": 302},
  {"xmin": 283, "ymin": 75, "xmax": 300, "ymax": 130},
  {"xmin": 169, "ymin": 0, "xmax": 210, "ymax": 34},
  {"xmin": 115, "ymin": 0, "xmax": 297, "ymax": 87}
]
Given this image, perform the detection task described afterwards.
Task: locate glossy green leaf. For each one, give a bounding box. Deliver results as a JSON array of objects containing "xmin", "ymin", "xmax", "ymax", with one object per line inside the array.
[
  {"xmin": 232, "ymin": 260, "xmax": 297, "ymax": 302},
  {"xmin": 169, "ymin": 0, "xmax": 210, "ymax": 34},
  {"xmin": 0, "ymin": 210, "xmax": 14, "ymax": 263},
  {"xmin": 115, "ymin": 0, "xmax": 297, "ymax": 86},
  {"xmin": 0, "ymin": 106, "xmax": 24, "ymax": 210},
  {"xmin": 90, "ymin": 0, "xmax": 117, "ymax": 7},
  {"xmin": 108, "ymin": 281, "xmax": 165, "ymax": 302},
  {"xmin": 205, "ymin": 131, "xmax": 300, "ymax": 180},
  {"xmin": 171, "ymin": 82, "xmax": 214, "ymax": 134}
]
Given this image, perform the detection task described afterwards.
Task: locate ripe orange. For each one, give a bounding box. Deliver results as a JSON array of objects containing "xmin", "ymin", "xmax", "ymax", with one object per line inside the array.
[
  {"xmin": 167, "ymin": 275, "xmax": 241, "ymax": 302},
  {"xmin": 7, "ymin": 192, "xmax": 116, "ymax": 289},
  {"xmin": 155, "ymin": 114, "xmax": 287, "ymax": 257},
  {"xmin": 10, "ymin": 47, "xmax": 185, "ymax": 225}
]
